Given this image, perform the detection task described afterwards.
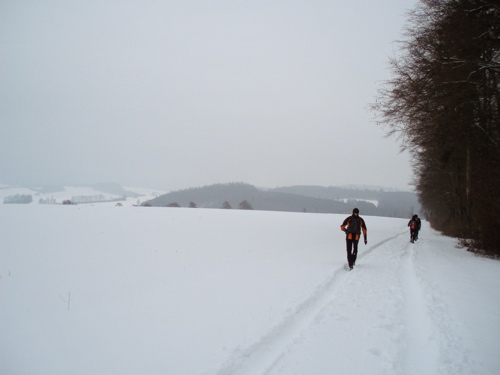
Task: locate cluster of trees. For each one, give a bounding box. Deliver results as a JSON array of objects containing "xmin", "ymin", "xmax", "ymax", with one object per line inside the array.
[
  {"xmin": 71, "ymin": 195, "xmax": 125, "ymax": 204},
  {"xmin": 164, "ymin": 202, "xmax": 198, "ymax": 207},
  {"xmin": 153, "ymin": 200, "xmax": 254, "ymax": 210},
  {"xmin": 3, "ymin": 194, "xmax": 33, "ymax": 204},
  {"xmin": 375, "ymin": 0, "xmax": 499, "ymax": 254},
  {"xmin": 221, "ymin": 200, "xmax": 253, "ymax": 209},
  {"xmin": 39, "ymin": 197, "xmax": 57, "ymax": 204}
]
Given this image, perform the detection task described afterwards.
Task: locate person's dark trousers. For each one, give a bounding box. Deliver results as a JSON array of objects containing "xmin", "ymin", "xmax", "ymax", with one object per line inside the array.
[
  {"xmin": 346, "ymin": 239, "xmax": 359, "ymax": 268},
  {"xmin": 410, "ymin": 230, "xmax": 417, "ymax": 242}
]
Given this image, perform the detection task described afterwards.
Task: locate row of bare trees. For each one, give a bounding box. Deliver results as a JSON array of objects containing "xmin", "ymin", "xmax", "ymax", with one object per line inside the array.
[
  {"xmin": 152, "ymin": 200, "xmax": 254, "ymax": 210},
  {"xmin": 375, "ymin": 0, "xmax": 500, "ymax": 254}
]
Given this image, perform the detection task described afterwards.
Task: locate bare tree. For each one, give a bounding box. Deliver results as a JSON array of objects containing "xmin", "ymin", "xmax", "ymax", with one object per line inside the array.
[
  {"xmin": 221, "ymin": 201, "xmax": 232, "ymax": 209},
  {"xmin": 374, "ymin": 0, "xmax": 500, "ymax": 254},
  {"xmin": 239, "ymin": 200, "xmax": 253, "ymax": 210}
]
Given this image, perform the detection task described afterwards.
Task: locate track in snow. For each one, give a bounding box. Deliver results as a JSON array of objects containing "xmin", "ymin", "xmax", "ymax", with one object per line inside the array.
[
  {"xmin": 215, "ymin": 231, "xmax": 408, "ymax": 375},
  {"xmin": 399, "ymin": 239, "xmax": 475, "ymax": 375},
  {"xmin": 397, "ymin": 240, "xmax": 441, "ymax": 374}
]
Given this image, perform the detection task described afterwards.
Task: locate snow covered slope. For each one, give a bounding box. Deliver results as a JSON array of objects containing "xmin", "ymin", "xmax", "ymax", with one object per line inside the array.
[
  {"xmin": 0, "ymin": 185, "xmax": 165, "ymax": 206},
  {"xmin": 1, "ymin": 205, "xmax": 499, "ymax": 374}
]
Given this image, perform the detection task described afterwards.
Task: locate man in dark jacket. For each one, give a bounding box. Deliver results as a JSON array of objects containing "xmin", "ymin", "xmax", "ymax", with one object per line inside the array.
[{"xmin": 340, "ymin": 208, "xmax": 367, "ymax": 270}]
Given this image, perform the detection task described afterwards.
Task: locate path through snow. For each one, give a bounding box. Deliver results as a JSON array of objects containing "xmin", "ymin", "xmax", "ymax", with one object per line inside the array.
[
  {"xmin": 217, "ymin": 225, "xmax": 483, "ymax": 375},
  {"xmin": 1, "ymin": 206, "xmax": 499, "ymax": 375}
]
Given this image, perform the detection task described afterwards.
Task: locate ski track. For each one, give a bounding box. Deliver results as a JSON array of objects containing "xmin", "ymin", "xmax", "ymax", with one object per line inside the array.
[
  {"xmin": 214, "ymin": 265, "xmax": 345, "ymax": 375},
  {"xmin": 404, "ymin": 240, "xmax": 475, "ymax": 374},
  {"xmin": 214, "ymin": 231, "xmax": 408, "ymax": 375},
  {"xmin": 397, "ymin": 239, "xmax": 441, "ymax": 374},
  {"xmin": 216, "ymin": 226, "xmax": 476, "ymax": 375}
]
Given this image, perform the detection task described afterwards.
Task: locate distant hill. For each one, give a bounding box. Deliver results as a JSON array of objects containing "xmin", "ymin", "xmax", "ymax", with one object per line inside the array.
[
  {"xmin": 143, "ymin": 183, "xmax": 420, "ymax": 218},
  {"xmin": 1, "ymin": 181, "xmax": 420, "ymax": 217},
  {"xmin": 88, "ymin": 182, "xmax": 141, "ymax": 198},
  {"xmin": 25, "ymin": 182, "xmax": 141, "ymax": 197},
  {"xmin": 271, "ymin": 185, "xmax": 421, "ymax": 218}
]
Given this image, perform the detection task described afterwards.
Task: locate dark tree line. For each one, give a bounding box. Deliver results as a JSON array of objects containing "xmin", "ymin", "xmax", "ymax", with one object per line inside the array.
[{"xmin": 375, "ymin": 0, "xmax": 500, "ymax": 254}]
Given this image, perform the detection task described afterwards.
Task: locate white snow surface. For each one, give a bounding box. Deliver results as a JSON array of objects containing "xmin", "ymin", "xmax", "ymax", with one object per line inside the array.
[{"xmin": 1, "ymin": 205, "xmax": 499, "ymax": 375}]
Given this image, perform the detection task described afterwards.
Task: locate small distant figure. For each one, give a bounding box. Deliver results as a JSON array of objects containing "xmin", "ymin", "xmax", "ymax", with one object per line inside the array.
[
  {"xmin": 340, "ymin": 208, "xmax": 368, "ymax": 270},
  {"xmin": 408, "ymin": 214, "xmax": 421, "ymax": 243}
]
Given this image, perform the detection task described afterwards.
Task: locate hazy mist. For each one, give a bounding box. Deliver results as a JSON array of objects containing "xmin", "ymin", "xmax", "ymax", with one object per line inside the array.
[{"xmin": 1, "ymin": 0, "xmax": 417, "ymax": 190}]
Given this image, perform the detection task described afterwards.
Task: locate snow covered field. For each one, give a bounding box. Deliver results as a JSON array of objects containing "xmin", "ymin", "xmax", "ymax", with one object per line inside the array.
[
  {"xmin": 0, "ymin": 184, "xmax": 165, "ymax": 206},
  {"xmin": 1, "ymin": 204, "xmax": 499, "ymax": 374}
]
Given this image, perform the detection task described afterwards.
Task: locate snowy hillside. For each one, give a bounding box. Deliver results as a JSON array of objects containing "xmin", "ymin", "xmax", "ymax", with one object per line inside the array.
[
  {"xmin": 0, "ymin": 185, "xmax": 166, "ymax": 206},
  {"xmin": 1, "ymin": 205, "xmax": 499, "ymax": 374}
]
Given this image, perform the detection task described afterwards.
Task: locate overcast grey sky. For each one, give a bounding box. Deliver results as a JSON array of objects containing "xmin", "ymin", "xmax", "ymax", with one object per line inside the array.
[{"xmin": 1, "ymin": 0, "xmax": 418, "ymax": 191}]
